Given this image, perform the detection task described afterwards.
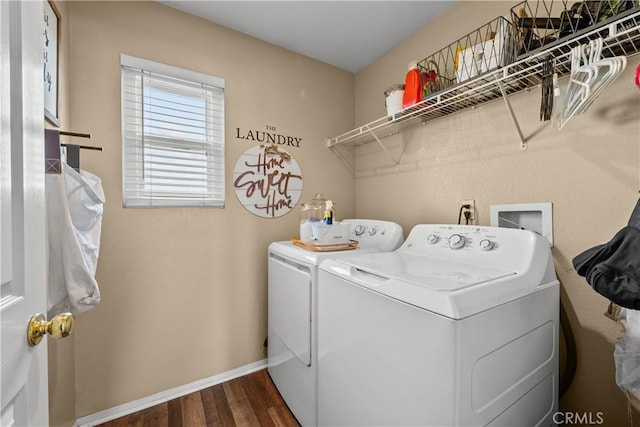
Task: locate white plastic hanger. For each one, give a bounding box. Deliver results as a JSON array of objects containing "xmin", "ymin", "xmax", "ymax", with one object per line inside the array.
[
  {"xmin": 560, "ymin": 37, "xmax": 627, "ymax": 129},
  {"xmin": 560, "ymin": 45, "xmax": 593, "ymax": 128},
  {"xmin": 578, "ymin": 39, "xmax": 626, "ymax": 114}
]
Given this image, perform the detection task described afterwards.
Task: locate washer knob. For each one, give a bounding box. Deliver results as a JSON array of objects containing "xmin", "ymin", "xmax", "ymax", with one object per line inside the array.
[
  {"xmin": 354, "ymin": 225, "xmax": 366, "ymax": 236},
  {"xmin": 448, "ymin": 234, "xmax": 466, "ymax": 250},
  {"xmin": 427, "ymin": 234, "xmax": 439, "ymax": 244},
  {"xmin": 368, "ymin": 226, "xmax": 378, "ymax": 236},
  {"xmin": 479, "ymin": 239, "xmax": 494, "ymax": 251}
]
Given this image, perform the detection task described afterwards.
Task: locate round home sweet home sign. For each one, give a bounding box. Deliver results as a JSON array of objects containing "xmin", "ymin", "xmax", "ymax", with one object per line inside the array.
[{"xmin": 233, "ymin": 144, "xmax": 303, "ymax": 218}]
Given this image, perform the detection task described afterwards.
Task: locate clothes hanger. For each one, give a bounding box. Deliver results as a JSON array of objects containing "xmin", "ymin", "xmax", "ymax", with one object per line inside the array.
[
  {"xmin": 576, "ymin": 38, "xmax": 626, "ymax": 114},
  {"xmin": 560, "ymin": 38, "xmax": 627, "ymax": 128},
  {"xmin": 560, "ymin": 45, "xmax": 593, "ymax": 128}
]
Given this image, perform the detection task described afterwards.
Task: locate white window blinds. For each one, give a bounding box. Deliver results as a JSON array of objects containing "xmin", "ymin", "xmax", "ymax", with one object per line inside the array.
[{"xmin": 121, "ymin": 54, "xmax": 225, "ymax": 208}]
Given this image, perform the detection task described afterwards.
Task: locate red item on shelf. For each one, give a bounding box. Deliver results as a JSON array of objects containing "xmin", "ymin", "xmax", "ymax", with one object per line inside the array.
[{"xmin": 402, "ymin": 62, "xmax": 423, "ymax": 108}]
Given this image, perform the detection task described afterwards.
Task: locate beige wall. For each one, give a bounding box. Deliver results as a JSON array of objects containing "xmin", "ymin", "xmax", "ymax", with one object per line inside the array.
[
  {"xmin": 354, "ymin": 1, "xmax": 640, "ymax": 425},
  {"xmin": 65, "ymin": 1, "xmax": 354, "ymax": 418},
  {"xmin": 50, "ymin": 0, "xmax": 640, "ymax": 424}
]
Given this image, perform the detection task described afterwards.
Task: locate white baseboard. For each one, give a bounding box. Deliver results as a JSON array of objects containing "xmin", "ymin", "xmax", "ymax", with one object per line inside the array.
[{"xmin": 74, "ymin": 359, "xmax": 267, "ymax": 427}]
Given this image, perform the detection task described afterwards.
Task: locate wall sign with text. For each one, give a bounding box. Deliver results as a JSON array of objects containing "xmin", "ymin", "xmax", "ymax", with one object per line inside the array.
[
  {"xmin": 235, "ymin": 124, "xmax": 302, "ymax": 148},
  {"xmin": 233, "ymin": 145, "xmax": 303, "ymax": 218}
]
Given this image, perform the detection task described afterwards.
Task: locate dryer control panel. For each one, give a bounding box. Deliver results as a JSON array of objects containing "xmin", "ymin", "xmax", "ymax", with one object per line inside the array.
[{"xmin": 342, "ymin": 219, "xmax": 404, "ymax": 251}]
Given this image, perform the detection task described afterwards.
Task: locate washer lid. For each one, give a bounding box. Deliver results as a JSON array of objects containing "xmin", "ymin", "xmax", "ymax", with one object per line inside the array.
[
  {"xmin": 337, "ymin": 252, "xmax": 515, "ymax": 292},
  {"xmin": 321, "ymin": 252, "xmax": 553, "ymax": 319}
]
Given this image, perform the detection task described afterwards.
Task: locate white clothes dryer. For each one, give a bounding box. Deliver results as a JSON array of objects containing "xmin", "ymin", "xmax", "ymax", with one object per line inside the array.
[
  {"xmin": 267, "ymin": 219, "xmax": 404, "ymax": 426},
  {"xmin": 318, "ymin": 224, "xmax": 559, "ymax": 427}
]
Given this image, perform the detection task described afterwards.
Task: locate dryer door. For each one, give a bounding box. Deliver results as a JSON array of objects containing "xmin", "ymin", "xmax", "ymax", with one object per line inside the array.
[{"xmin": 268, "ymin": 253, "xmax": 312, "ymax": 366}]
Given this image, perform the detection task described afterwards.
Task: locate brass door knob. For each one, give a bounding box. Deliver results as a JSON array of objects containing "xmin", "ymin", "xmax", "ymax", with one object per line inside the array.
[{"xmin": 27, "ymin": 312, "xmax": 75, "ymax": 346}]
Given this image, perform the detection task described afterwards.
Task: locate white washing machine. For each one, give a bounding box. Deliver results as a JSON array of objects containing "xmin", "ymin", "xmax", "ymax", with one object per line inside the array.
[
  {"xmin": 318, "ymin": 224, "xmax": 559, "ymax": 427},
  {"xmin": 267, "ymin": 219, "xmax": 404, "ymax": 426}
]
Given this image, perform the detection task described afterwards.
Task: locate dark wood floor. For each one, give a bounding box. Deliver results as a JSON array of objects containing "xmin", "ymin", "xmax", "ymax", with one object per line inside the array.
[{"xmin": 98, "ymin": 369, "xmax": 300, "ymax": 427}]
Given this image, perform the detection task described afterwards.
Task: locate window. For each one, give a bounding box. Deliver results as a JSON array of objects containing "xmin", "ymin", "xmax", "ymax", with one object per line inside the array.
[{"xmin": 120, "ymin": 54, "xmax": 225, "ymax": 208}]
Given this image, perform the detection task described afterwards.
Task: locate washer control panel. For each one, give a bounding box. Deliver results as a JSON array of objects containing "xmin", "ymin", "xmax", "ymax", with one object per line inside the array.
[
  {"xmin": 398, "ymin": 224, "xmax": 548, "ymax": 279},
  {"xmin": 408, "ymin": 225, "xmax": 502, "ymax": 253},
  {"xmin": 398, "ymin": 223, "xmax": 550, "ymax": 273}
]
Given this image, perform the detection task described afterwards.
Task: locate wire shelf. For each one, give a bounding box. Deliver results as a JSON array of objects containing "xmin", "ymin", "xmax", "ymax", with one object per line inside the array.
[
  {"xmin": 327, "ymin": 8, "xmax": 640, "ymax": 149},
  {"xmin": 417, "ymin": 17, "xmax": 517, "ymax": 97},
  {"xmin": 511, "ymin": 0, "xmax": 639, "ymax": 58}
]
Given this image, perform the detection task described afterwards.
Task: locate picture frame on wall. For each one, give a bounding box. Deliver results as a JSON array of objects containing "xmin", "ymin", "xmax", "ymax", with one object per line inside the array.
[{"xmin": 43, "ymin": 0, "xmax": 60, "ymax": 127}]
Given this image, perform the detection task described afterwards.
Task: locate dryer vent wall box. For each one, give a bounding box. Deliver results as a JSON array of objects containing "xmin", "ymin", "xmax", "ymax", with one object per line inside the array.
[{"xmin": 490, "ymin": 203, "xmax": 553, "ymax": 247}]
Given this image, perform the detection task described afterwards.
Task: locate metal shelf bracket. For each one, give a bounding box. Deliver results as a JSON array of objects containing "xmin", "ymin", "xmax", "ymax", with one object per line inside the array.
[
  {"xmin": 366, "ymin": 124, "xmax": 401, "ymax": 168},
  {"xmin": 496, "ymin": 78, "xmax": 527, "ymax": 150},
  {"xmin": 327, "ymin": 139, "xmax": 356, "ymax": 175}
]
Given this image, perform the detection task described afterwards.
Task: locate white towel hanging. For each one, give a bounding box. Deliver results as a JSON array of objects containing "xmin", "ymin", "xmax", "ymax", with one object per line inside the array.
[{"xmin": 46, "ymin": 162, "xmax": 105, "ymax": 316}]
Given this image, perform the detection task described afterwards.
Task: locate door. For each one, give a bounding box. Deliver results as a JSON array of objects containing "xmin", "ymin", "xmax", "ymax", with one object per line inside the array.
[
  {"xmin": 268, "ymin": 252, "xmax": 312, "ymax": 366},
  {"xmin": 1, "ymin": 1, "xmax": 49, "ymax": 426},
  {"xmin": 267, "ymin": 250, "xmax": 315, "ymax": 426}
]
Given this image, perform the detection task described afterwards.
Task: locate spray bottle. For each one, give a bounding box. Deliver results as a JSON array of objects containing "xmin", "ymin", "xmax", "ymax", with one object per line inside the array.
[{"xmin": 323, "ymin": 200, "xmax": 333, "ymax": 225}]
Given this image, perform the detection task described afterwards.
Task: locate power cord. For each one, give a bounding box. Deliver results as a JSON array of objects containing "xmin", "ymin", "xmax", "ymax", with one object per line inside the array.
[{"xmin": 457, "ymin": 204, "xmax": 471, "ymax": 225}]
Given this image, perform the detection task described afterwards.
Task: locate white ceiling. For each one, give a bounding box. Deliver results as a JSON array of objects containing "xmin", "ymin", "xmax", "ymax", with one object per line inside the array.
[{"xmin": 160, "ymin": 1, "xmax": 456, "ymax": 73}]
